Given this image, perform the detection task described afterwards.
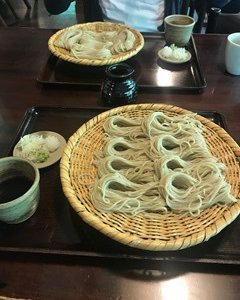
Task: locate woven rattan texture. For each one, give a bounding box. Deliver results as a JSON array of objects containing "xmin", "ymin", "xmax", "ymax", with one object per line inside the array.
[
  {"xmin": 48, "ymin": 22, "xmax": 144, "ymax": 66},
  {"xmin": 60, "ymin": 104, "xmax": 240, "ymax": 251}
]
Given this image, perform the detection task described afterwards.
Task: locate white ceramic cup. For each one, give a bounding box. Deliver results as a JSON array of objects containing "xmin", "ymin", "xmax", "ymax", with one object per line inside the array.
[
  {"xmin": 225, "ymin": 32, "xmax": 240, "ymax": 76},
  {"xmin": 0, "ymin": 157, "xmax": 40, "ymax": 224}
]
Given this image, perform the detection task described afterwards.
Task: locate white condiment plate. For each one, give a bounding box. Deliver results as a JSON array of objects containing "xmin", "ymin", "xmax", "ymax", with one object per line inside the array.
[
  {"xmin": 13, "ymin": 131, "xmax": 67, "ymax": 169},
  {"xmin": 158, "ymin": 48, "xmax": 192, "ymax": 64}
]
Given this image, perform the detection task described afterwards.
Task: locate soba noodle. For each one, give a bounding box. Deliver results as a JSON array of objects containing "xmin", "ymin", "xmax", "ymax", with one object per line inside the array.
[
  {"xmin": 89, "ymin": 112, "xmax": 236, "ymax": 216},
  {"xmin": 54, "ymin": 28, "xmax": 136, "ymax": 59}
]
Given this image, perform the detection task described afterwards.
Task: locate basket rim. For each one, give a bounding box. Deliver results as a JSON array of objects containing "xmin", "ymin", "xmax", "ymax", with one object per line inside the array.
[
  {"xmin": 48, "ymin": 22, "xmax": 145, "ymax": 66},
  {"xmin": 60, "ymin": 103, "xmax": 240, "ymax": 251}
]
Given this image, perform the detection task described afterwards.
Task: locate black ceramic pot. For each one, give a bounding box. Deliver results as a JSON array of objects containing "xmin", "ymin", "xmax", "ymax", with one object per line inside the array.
[{"xmin": 101, "ymin": 63, "xmax": 137, "ymax": 106}]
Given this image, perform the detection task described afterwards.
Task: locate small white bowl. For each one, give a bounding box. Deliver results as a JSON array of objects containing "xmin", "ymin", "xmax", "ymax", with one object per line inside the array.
[
  {"xmin": 158, "ymin": 48, "xmax": 192, "ymax": 64},
  {"xmin": 13, "ymin": 131, "xmax": 66, "ymax": 169}
]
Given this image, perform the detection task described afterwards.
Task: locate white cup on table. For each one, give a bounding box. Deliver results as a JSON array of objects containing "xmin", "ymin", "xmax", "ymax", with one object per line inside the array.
[{"xmin": 225, "ymin": 32, "xmax": 240, "ymax": 76}]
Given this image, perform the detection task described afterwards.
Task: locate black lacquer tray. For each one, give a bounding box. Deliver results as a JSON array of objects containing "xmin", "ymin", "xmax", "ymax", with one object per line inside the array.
[
  {"xmin": 2, "ymin": 106, "xmax": 240, "ymax": 266},
  {"xmin": 37, "ymin": 34, "xmax": 206, "ymax": 93}
]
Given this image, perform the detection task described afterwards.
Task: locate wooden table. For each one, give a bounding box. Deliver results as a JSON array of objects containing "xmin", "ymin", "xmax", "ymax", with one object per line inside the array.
[{"xmin": 0, "ymin": 27, "xmax": 240, "ymax": 300}]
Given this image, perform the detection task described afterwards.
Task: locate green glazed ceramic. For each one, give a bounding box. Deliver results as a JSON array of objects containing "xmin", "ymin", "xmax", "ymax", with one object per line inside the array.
[
  {"xmin": 0, "ymin": 157, "xmax": 40, "ymax": 224},
  {"xmin": 164, "ymin": 14, "xmax": 195, "ymax": 47}
]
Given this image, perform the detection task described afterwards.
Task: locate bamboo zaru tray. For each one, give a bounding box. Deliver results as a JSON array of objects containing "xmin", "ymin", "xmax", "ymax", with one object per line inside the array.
[
  {"xmin": 60, "ymin": 104, "xmax": 240, "ymax": 251},
  {"xmin": 48, "ymin": 22, "xmax": 144, "ymax": 66}
]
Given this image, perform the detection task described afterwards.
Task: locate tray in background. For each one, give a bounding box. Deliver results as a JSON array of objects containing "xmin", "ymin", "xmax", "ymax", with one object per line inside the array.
[
  {"xmin": 2, "ymin": 106, "xmax": 240, "ymax": 266},
  {"xmin": 37, "ymin": 34, "xmax": 206, "ymax": 93}
]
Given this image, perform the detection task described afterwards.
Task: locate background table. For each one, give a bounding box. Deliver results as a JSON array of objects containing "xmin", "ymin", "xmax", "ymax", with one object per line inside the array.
[{"xmin": 0, "ymin": 27, "xmax": 240, "ymax": 300}]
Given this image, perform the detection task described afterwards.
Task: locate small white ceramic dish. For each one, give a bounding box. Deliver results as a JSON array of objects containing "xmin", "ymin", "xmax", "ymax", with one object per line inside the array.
[
  {"xmin": 13, "ymin": 131, "xmax": 66, "ymax": 169},
  {"xmin": 158, "ymin": 48, "xmax": 191, "ymax": 64}
]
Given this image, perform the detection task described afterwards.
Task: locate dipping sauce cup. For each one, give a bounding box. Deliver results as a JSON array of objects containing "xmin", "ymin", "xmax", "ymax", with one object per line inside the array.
[
  {"xmin": 164, "ymin": 14, "xmax": 195, "ymax": 47},
  {"xmin": 101, "ymin": 63, "xmax": 137, "ymax": 107},
  {"xmin": 0, "ymin": 157, "xmax": 40, "ymax": 224}
]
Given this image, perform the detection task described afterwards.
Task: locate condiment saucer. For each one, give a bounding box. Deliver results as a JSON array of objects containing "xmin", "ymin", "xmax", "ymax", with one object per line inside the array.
[
  {"xmin": 13, "ymin": 131, "xmax": 67, "ymax": 169},
  {"xmin": 158, "ymin": 48, "xmax": 192, "ymax": 64}
]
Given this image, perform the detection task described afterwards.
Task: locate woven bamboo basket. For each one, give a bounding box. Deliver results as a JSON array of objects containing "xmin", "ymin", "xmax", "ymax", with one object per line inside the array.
[
  {"xmin": 60, "ymin": 103, "xmax": 240, "ymax": 251},
  {"xmin": 48, "ymin": 22, "xmax": 144, "ymax": 66}
]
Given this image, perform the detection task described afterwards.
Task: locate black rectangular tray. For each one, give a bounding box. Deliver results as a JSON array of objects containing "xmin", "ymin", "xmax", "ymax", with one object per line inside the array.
[
  {"xmin": 37, "ymin": 34, "xmax": 206, "ymax": 93},
  {"xmin": 2, "ymin": 106, "xmax": 240, "ymax": 266}
]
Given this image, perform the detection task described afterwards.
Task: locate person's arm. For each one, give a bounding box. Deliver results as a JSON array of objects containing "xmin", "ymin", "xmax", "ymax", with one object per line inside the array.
[{"xmin": 44, "ymin": 0, "xmax": 73, "ymax": 15}]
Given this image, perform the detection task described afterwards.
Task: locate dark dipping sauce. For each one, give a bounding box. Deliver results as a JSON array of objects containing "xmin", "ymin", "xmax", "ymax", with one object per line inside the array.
[
  {"xmin": 0, "ymin": 176, "xmax": 33, "ymax": 204},
  {"xmin": 170, "ymin": 20, "xmax": 193, "ymax": 25}
]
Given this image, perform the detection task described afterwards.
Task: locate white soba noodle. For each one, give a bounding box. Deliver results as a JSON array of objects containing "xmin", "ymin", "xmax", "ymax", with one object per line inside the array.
[
  {"xmin": 54, "ymin": 28, "xmax": 136, "ymax": 60},
  {"xmin": 88, "ymin": 112, "xmax": 236, "ymax": 216}
]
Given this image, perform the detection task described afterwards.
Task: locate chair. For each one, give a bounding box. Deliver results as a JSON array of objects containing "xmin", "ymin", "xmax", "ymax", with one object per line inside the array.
[
  {"xmin": 22, "ymin": 0, "xmax": 32, "ymax": 9},
  {"xmin": 4, "ymin": 0, "xmax": 19, "ymax": 20},
  {"xmin": 0, "ymin": 0, "xmax": 33, "ymax": 25},
  {"xmin": 183, "ymin": 0, "xmax": 208, "ymax": 33},
  {"xmin": 206, "ymin": 7, "xmax": 240, "ymax": 33},
  {"xmin": 0, "ymin": 13, "xmax": 7, "ymax": 26},
  {"xmin": 6, "ymin": 0, "xmax": 32, "ymax": 10}
]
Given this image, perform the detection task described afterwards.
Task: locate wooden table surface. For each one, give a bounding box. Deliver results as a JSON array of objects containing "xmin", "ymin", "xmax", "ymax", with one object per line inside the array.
[{"xmin": 0, "ymin": 27, "xmax": 240, "ymax": 300}]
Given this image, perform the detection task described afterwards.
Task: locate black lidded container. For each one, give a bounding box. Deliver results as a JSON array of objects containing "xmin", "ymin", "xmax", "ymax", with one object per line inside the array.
[{"xmin": 101, "ymin": 63, "xmax": 137, "ymax": 106}]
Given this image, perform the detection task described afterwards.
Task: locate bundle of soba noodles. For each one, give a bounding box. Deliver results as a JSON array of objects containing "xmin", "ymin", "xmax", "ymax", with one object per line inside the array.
[
  {"xmin": 89, "ymin": 112, "xmax": 236, "ymax": 217},
  {"xmin": 54, "ymin": 28, "xmax": 136, "ymax": 59}
]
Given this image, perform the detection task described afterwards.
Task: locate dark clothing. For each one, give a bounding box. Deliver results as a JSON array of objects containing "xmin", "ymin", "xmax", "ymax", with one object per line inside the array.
[
  {"xmin": 207, "ymin": 0, "xmax": 240, "ymax": 13},
  {"xmin": 44, "ymin": 0, "xmax": 72, "ymax": 15},
  {"xmin": 220, "ymin": 0, "xmax": 240, "ymax": 13},
  {"xmin": 44, "ymin": 0, "xmax": 103, "ymax": 22}
]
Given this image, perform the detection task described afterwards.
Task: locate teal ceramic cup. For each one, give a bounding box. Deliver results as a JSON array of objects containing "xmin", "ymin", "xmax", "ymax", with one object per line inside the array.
[
  {"xmin": 0, "ymin": 157, "xmax": 40, "ymax": 224},
  {"xmin": 164, "ymin": 14, "xmax": 195, "ymax": 47}
]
